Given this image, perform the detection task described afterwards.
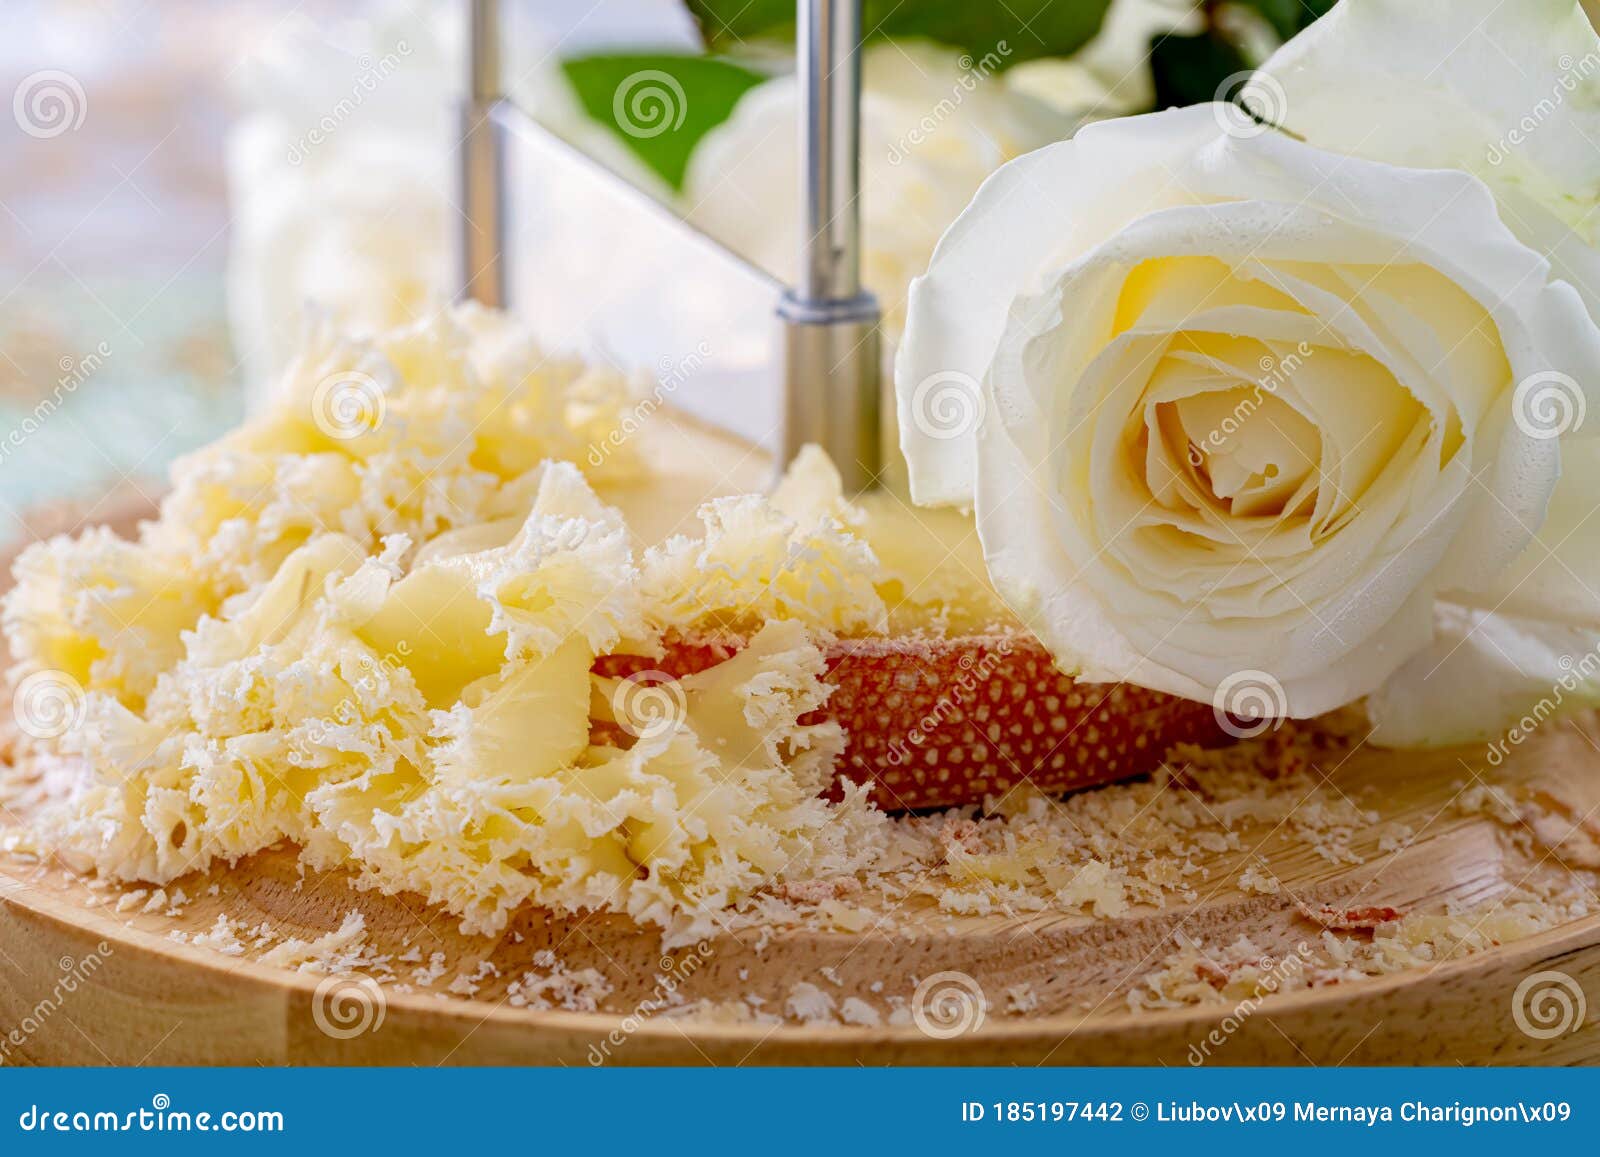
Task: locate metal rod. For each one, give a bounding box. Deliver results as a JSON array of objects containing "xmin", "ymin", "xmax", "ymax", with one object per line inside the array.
[
  {"xmin": 779, "ymin": 0, "xmax": 881, "ymax": 491},
  {"xmin": 467, "ymin": 0, "xmax": 502, "ymax": 102},
  {"xmin": 459, "ymin": 0, "xmax": 506, "ymax": 309},
  {"xmin": 796, "ymin": 0, "xmax": 861, "ymax": 300}
]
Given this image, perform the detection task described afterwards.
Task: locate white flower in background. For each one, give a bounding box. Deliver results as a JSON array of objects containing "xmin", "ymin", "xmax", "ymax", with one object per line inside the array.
[
  {"xmin": 226, "ymin": 1, "xmax": 676, "ymax": 401},
  {"xmin": 230, "ymin": 0, "xmax": 1185, "ymax": 391},
  {"xmin": 682, "ymin": 41, "xmax": 1075, "ymax": 335},
  {"xmin": 226, "ymin": 4, "xmax": 455, "ymax": 400},
  {"xmin": 1006, "ymin": 0, "xmax": 1203, "ymax": 118},
  {"xmin": 895, "ymin": 0, "xmax": 1600, "ymax": 747}
]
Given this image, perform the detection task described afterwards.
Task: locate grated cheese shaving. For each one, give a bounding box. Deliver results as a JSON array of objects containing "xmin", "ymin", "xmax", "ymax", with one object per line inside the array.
[{"xmin": 3, "ymin": 309, "xmax": 889, "ymax": 944}]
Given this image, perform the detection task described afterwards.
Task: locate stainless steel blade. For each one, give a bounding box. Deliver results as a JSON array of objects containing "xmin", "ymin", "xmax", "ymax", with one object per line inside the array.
[{"xmin": 494, "ymin": 102, "xmax": 785, "ymax": 454}]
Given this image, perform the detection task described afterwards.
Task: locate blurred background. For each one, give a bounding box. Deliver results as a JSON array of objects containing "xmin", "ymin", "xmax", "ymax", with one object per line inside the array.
[{"xmin": 0, "ymin": 0, "xmax": 1429, "ymax": 543}]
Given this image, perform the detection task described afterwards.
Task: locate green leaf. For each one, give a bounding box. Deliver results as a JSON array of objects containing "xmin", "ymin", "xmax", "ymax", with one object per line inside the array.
[
  {"xmin": 1233, "ymin": 0, "xmax": 1302, "ymax": 40},
  {"xmin": 1149, "ymin": 1, "xmax": 1338, "ymax": 111},
  {"xmin": 1298, "ymin": 0, "xmax": 1340, "ymax": 29},
  {"xmin": 1230, "ymin": 0, "xmax": 1339, "ymax": 40},
  {"xmin": 560, "ymin": 54, "xmax": 766, "ymax": 190},
  {"xmin": 686, "ymin": 0, "xmax": 1113, "ymax": 69}
]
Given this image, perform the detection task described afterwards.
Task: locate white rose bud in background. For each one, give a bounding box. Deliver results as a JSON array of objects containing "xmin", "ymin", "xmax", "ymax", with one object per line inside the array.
[
  {"xmin": 225, "ymin": 6, "xmax": 457, "ymax": 400},
  {"xmin": 1005, "ymin": 0, "xmax": 1204, "ymax": 120},
  {"xmin": 896, "ymin": 0, "xmax": 1600, "ymax": 747},
  {"xmin": 226, "ymin": 1, "xmax": 676, "ymax": 402},
  {"xmin": 682, "ymin": 41, "xmax": 1075, "ymax": 337}
]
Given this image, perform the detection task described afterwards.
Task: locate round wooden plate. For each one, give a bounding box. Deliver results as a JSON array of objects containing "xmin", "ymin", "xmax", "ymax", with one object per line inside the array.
[
  {"xmin": 3, "ymin": 487, "xmax": 1599, "ymax": 1065},
  {"xmin": 2, "ymin": 741, "xmax": 1599, "ymax": 1066}
]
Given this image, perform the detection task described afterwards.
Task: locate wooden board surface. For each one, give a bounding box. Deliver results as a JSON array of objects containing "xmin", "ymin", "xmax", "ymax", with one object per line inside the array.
[{"xmin": 3, "ymin": 496, "xmax": 1600, "ymax": 1066}]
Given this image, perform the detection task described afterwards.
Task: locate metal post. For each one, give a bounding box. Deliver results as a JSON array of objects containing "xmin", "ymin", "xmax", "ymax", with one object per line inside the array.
[
  {"xmin": 459, "ymin": 0, "xmax": 507, "ymax": 308},
  {"xmin": 778, "ymin": 0, "xmax": 881, "ymax": 492}
]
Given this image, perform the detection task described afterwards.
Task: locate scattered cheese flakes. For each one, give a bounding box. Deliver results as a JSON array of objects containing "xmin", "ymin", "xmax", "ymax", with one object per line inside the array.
[
  {"xmin": 411, "ymin": 952, "xmax": 448, "ymax": 988},
  {"xmin": 839, "ymin": 996, "xmax": 882, "ymax": 1026},
  {"xmin": 784, "ymin": 981, "xmax": 837, "ymax": 1024},
  {"xmin": 1133, "ymin": 880, "xmax": 1594, "ymax": 1010},
  {"xmin": 506, "ymin": 961, "xmax": 613, "ymax": 1012},
  {"xmin": 1238, "ymin": 864, "xmax": 1281, "ymax": 896},
  {"xmin": 256, "ymin": 912, "xmax": 369, "ymax": 973},
  {"xmin": 191, "ymin": 913, "xmax": 247, "ymax": 957}
]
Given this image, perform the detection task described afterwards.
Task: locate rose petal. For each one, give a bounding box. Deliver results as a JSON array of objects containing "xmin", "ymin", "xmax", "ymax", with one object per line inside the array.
[
  {"xmin": 1260, "ymin": 0, "xmax": 1600, "ymax": 247},
  {"xmin": 1369, "ymin": 601, "xmax": 1600, "ymax": 747},
  {"xmin": 895, "ymin": 108, "xmax": 1223, "ymax": 507},
  {"xmin": 1453, "ymin": 439, "xmax": 1600, "ymax": 628}
]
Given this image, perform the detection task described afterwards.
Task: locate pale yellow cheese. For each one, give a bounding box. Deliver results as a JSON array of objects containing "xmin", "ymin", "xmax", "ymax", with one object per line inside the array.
[
  {"xmin": 640, "ymin": 445, "xmax": 889, "ymax": 638},
  {"xmin": 3, "ymin": 308, "xmax": 891, "ymax": 941}
]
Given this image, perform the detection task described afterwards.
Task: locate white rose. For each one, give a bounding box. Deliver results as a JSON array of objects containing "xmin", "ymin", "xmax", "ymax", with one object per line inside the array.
[
  {"xmin": 894, "ymin": 0, "xmax": 1600, "ymax": 740},
  {"xmin": 1257, "ymin": 0, "xmax": 1600, "ymax": 744},
  {"xmin": 682, "ymin": 41, "xmax": 1073, "ymax": 334},
  {"xmin": 1006, "ymin": 0, "xmax": 1204, "ymax": 118}
]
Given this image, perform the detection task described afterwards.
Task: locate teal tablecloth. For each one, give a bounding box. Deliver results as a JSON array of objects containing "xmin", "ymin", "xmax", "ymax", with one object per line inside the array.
[{"xmin": 0, "ymin": 278, "xmax": 243, "ymax": 546}]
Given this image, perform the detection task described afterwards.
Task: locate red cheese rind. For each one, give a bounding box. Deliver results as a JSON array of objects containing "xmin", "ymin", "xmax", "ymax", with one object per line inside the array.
[
  {"xmin": 593, "ymin": 632, "xmax": 1226, "ymax": 812},
  {"xmin": 1296, "ymin": 904, "xmax": 1405, "ymax": 931}
]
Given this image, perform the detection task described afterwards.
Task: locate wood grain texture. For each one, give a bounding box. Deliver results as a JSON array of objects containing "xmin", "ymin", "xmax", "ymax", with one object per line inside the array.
[
  {"xmin": 5, "ymin": 708, "xmax": 1598, "ymax": 1065},
  {"xmin": 3, "ymin": 494, "xmax": 1600, "ymax": 1065},
  {"xmin": 2, "ymin": 806, "xmax": 1598, "ymax": 1064}
]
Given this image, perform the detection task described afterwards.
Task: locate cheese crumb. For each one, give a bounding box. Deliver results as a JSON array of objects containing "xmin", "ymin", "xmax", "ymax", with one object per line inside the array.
[
  {"xmin": 784, "ymin": 981, "xmax": 837, "ymax": 1024},
  {"xmin": 839, "ymin": 996, "xmax": 881, "ymax": 1026},
  {"xmin": 256, "ymin": 912, "xmax": 370, "ymax": 973}
]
